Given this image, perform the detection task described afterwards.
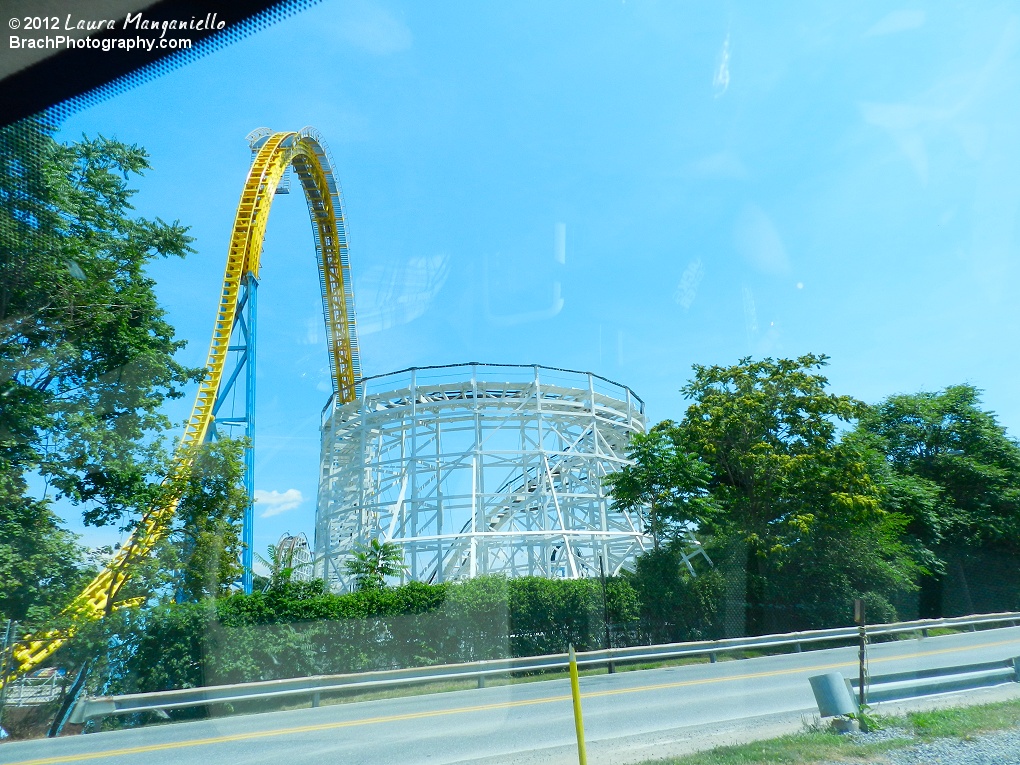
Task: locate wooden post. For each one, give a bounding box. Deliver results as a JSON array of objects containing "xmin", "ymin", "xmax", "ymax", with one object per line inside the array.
[{"xmin": 854, "ymin": 598, "xmax": 867, "ymax": 723}]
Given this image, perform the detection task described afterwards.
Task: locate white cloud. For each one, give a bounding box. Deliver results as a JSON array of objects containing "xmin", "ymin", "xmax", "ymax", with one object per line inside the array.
[
  {"xmin": 866, "ymin": 10, "xmax": 926, "ymax": 37},
  {"xmin": 688, "ymin": 151, "xmax": 748, "ymax": 180},
  {"xmin": 859, "ymin": 16, "xmax": 1020, "ymax": 185},
  {"xmin": 338, "ymin": 1, "xmax": 412, "ymax": 55},
  {"xmin": 734, "ymin": 204, "xmax": 790, "ymax": 275},
  {"xmin": 302, "ymin": 314, "xmax": 320, "ymax": 346},
  {"xmin": 356, "ymin": 254, "xmax": 450, "ymax": 335},
  {"xmin": 859, "ymin": 102, "xmax": 943, "ymax": 184},
  {"xmin": 742, "ymin": 285, "xmax": 758, "ymax": 338},
  {"xmin": 255, "ymin": 489, "xmax": 305, "ymax": 518}
]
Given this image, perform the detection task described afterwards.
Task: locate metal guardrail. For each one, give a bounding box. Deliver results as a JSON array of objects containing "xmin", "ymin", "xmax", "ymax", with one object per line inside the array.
[
  {"xmin": 70, "ymin": 611, "xmax": 1020, "ymax": 723},
  {"xmin": 812, "ymin": 656, "xmax": 1020, "ymax": 717},
  {"xmin": 855, "ymin": 657, "xmax": 1020, "ymax": 703}
]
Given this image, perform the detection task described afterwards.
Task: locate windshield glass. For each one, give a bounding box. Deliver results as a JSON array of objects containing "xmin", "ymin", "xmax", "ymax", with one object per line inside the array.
[{"xmin": 2, "ymin": 2, "xmax": 1019, "ymax": 764}]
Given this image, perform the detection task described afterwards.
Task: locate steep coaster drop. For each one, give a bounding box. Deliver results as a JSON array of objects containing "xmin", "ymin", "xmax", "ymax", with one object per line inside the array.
[{"xmin": 5, "ymin": 128, "xmax": 361, "ymax": 682}]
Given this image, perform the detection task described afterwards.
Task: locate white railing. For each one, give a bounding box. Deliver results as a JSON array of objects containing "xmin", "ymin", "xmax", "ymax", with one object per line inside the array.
[
  {"xmin": 70, "ymin": 611, "xmax": 1020, "ymax": 723},
  {"xmin": 3, "ymin": 672, "xmax": 64, "ymax": 706}
]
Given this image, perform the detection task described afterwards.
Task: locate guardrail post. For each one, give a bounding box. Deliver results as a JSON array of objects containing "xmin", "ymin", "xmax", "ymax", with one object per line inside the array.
[
  {"xmin": 794, "ymin": 642, "xmax": 802, "ymax": 653},
  {"xmin": 478, "ymin": 676, "xmax": 486, "ymax": 689},
  {"xmin": 709, "ymin": 652, "xmax": 718, "ymax": 663},
  {"xmin": 809, "ymin": 673, "xmax": 856, "ymax": 717},
  {"xmin": 1013, "ymin": 656, "xmax": 1020, "ymax": 683},
  {"xmin": 312, "ymin": 692, "xmax": 320, "ymax": 708}
]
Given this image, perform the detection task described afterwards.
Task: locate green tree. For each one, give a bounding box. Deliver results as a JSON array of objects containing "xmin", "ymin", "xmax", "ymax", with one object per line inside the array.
[
  {"xmin": 680, "ymin": 355, "xmax": 864, "ymax": 544},
  {"xmin": 858, "ymin": 384, "xmax": 1020, "ymax": 615},
  {"xmin": 154, "ymin": 439, "xmax": 249, "ymax": 602},
  {"xmin": 604, "ymin": 421, "xmax": 715, "ymax": 548},
  {"xmin": 761, "ymin": 438, "xmax": 912, "ymax": 628},
  {"xmin": 0, "ymin": 117, "xmax": 199, "ymax": 623},
  {"xmin": 625, "ymin": 543, "xmax": 724, "ymax": 643},
  {"xmin": 676, "ymin": 355, "xmax": 916, "ymax": 633},
  {"xmin": 1, "ymin": 119, "xmax": 198, "ymax": 525},
  {"xmin": 344, "ymin": 539, "xmax": 407, "ymax": 591},
  {"xmin": 0, "ymin": 488, "xmax": 93, "ymax": 624}
]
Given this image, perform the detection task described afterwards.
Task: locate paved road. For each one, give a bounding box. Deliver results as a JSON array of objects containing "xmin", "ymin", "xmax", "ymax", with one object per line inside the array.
[{"xmin": 3, "ymin": 626, "xmax": 1019, "ymax": 765}]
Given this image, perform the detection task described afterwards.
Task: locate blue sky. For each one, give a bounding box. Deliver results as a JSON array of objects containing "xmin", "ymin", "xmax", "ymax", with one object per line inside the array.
[{"xmin": 55, "ymin": 1, "xmax": 1020, "ymax": 558}]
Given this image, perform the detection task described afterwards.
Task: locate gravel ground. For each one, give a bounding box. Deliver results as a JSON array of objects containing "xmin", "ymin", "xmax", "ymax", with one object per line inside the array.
[
  {"xmin": 885, "ymin": 727, "xmax": 1020, "ymax": 765},
  {"xmin": 822, "ymin": 725, "xmax": 1020, "ymax": 765}
]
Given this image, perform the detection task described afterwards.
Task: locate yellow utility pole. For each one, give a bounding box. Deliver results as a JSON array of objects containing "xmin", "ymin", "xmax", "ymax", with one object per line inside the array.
[{"xmin": 568, "ymin": 644, "xmax": 588, "ymax": 765}]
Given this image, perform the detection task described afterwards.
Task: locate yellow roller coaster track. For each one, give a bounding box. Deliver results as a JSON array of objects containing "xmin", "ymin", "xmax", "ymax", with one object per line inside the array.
[{"xmin": 4, "ymin": 128, "xmax": 360, "ymax": 684}]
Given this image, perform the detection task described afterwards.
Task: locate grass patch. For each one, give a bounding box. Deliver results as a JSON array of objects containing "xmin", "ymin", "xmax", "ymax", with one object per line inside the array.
[
  {"xmin": 642, "ymin": 698, "xmax": 1020, "ymax": 765},
  {"xmin": 907, "ymin": 698, "xmax": 1020, "ymax": 740},
  {"xmin": 648, "ymin": 730, "xmax": 903, "ymax": 765},
  {"xmin": 614, "ymin": 655, "xmax": 713, "ymax": 672},
  {"xmin": 924, "ymin": 627, "xmax": 965, "ymax": 638}
]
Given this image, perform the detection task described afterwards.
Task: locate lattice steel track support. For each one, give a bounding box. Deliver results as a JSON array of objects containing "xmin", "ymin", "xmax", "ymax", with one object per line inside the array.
[
  {"xmin": 315, "ymin": 363, "xmax": 711, "ymax": 591},
  {"xmin": 208, "ymin": 273, "xmax": 258, "ymax": 594}
]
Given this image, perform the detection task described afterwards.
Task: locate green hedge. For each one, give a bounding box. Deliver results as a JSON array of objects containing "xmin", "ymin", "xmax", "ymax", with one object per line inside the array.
[{"xmin": 64, "ymin": 574, "xmax": 655, "ymax": 700}]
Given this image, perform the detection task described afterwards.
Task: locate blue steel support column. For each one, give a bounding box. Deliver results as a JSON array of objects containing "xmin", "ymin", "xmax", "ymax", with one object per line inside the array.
[
  {"xmin": 209, "ymin": 275, "xmax": 258, "ymax": 594},
  {"xmin": 242, "ymin": 274, "xmax": 258, "ymax": 594}
]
